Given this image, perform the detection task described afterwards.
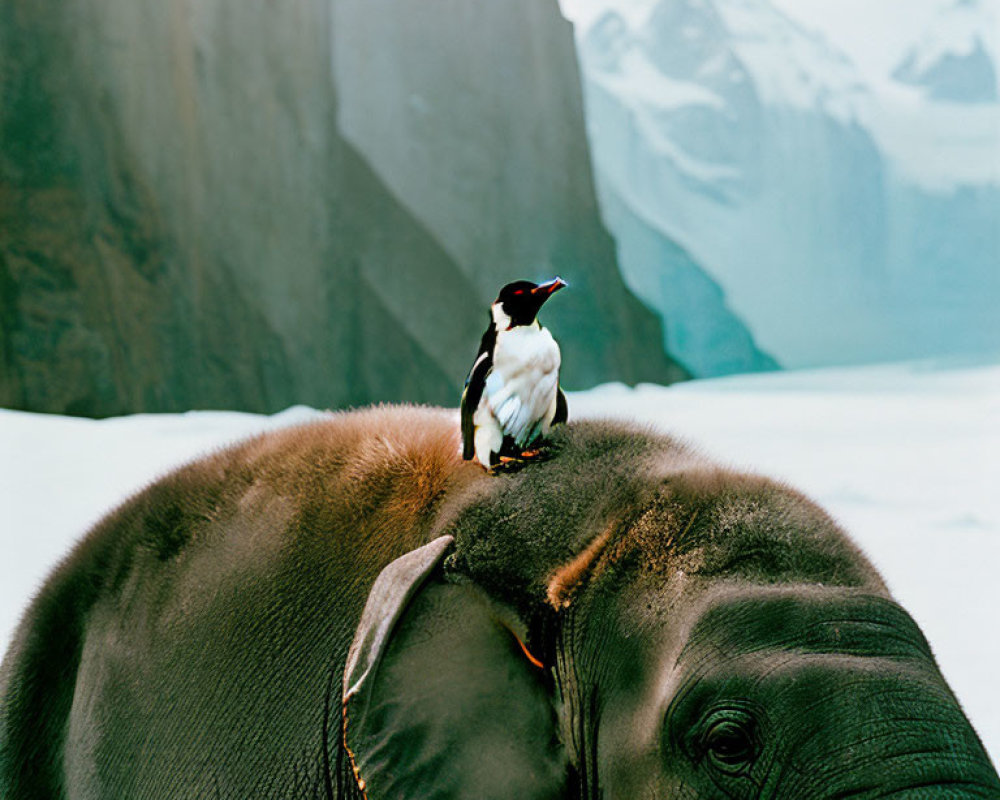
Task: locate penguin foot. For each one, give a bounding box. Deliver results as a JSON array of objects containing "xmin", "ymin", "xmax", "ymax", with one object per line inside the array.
[
  {"xmin": 488, "ymin": 455, "xmax": 527, "ymax": 475},
  {"xmin": 490, "ymin": 449, "xmax": 556, "ymax": 474}
]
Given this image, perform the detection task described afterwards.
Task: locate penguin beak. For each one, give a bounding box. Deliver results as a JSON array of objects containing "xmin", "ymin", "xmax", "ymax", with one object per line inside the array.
[{"xmin": 532, "ymin": 277, "xmax": 567, "ymax": 298}]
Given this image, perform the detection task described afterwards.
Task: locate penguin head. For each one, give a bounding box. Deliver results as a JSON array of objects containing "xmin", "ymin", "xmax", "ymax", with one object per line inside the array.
[{"xmin": 491, "ymin": 277, "xmax": 567, "ymax": 330}]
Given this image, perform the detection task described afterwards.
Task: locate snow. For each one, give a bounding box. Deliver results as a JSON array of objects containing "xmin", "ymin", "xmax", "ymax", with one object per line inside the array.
[
  {"xmin": 2, "ymin": 361, "xmax": 998, "ymax": 765},
  {"xmin": 593, "ymin": 49, "xmax": 726, "ymax": 113},
  {"xmin": 560, "ymin": 0, "xmax": 659, "ymax": 30},
  {"xmin": 769, "ymin": 0, "xmax": 998, "ymax": 91},
  {"xmin": 770, "ymin": 0, "xmax": 1000, "ymax": 186},
  {"xmin": 707, "ymin": 0, "xmax": 868, "ymax": 121},
  {"xmin": 0, "ymin": 404, "xmax": 327, "ymax": 649}
]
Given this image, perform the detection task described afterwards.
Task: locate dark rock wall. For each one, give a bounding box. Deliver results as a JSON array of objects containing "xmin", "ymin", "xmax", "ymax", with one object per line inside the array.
[
  {"xmin": 0, "ymin": 0, "xmax": 683, "ymax": 416},
  {"xmin": 333, "ymin": 0, "xmax": 684, "ymax": 390}
]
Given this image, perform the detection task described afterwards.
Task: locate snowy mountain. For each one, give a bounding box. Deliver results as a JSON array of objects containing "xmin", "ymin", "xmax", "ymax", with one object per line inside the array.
[
  {"xmin": 892, "ymin": 0, "xmax": 998, "ymax": 102},
  {"xmin": 895, "ymin": 36, "xmax": 996, "ymax": 102},
  {"xmin": 562, "ymin": 0, "xmax": 1000, "ymax": 370}
]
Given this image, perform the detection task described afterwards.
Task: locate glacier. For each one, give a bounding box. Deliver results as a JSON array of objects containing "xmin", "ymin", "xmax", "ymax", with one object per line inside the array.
[{"xmin": 561, "ymin": 0, "xmax": 1000, "ymax": 371}]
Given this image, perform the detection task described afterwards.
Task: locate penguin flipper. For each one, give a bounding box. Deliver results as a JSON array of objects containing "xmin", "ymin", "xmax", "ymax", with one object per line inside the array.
[
  {"xmin": 460, "ymin": 386, "xmax": 476, "ymax": 461},
  {"xmin": 553, "ymin": 386, "xmax": 569, "ymax": 426},
  {"xmin": 460, "ymin": 338, "xmax": 494, "ymax": 461}
]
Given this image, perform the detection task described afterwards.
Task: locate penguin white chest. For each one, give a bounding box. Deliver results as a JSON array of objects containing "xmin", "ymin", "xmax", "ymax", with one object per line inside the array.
[{"xmin": 477, "ymin": 324, "xmax": 561, "ymax": 449}]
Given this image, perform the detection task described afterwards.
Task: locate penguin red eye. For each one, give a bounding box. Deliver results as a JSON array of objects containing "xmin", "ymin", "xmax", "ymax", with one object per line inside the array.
[{"xmin": 513, "ymin": 290, "xmax": 524, "ymax": 295}]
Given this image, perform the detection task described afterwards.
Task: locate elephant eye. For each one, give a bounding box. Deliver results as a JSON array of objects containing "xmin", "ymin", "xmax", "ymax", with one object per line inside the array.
[{"xmin": 701, "ymin": 709, "xmax": 756, "ymax": 775}]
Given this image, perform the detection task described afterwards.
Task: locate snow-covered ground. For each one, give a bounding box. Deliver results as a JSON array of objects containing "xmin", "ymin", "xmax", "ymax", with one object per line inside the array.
[{"xmin": 2, "ymin": 361, "xmax": 998, "ymax": 765}]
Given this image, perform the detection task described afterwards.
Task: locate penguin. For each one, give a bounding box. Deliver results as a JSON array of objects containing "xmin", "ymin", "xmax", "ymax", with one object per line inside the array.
[{"xmin": 461, "ymin": 277, "xmax": 569, "ymax": 469}]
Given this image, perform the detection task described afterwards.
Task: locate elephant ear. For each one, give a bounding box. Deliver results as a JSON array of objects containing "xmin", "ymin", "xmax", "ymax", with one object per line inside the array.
[{"xmin": 343, "ymin": 535, "xmax": 566, "ymax": 799}]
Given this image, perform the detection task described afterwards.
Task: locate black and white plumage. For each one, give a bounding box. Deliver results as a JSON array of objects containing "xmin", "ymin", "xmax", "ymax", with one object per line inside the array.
[{"xmin": 461, "ymin": 278, "xmax": 568, "ymax": 468}]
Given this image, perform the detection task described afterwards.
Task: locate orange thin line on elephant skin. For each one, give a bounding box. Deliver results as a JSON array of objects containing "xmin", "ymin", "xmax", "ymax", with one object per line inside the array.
[
  {"xmin": 496, "ymin": 619, "xmax": 546, "ymax": 669},
  {"xmin": 341, "ymin": 699, "xmax": 370, "ymax": 800},
  {"xmin": 515, "ymin": 631, "xmax": 545, "ymax": 669}
]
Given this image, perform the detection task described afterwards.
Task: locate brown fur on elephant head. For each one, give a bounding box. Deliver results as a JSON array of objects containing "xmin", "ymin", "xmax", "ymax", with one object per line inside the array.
[{"xmin": 1, "ymin": 406, "xmax": 997, "ymax": 798}]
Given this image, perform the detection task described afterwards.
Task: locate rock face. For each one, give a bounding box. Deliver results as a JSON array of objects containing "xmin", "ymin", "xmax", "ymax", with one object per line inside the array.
[{"xmin": 0, "ymin": 0, "xmax": 683, "ymax": 417}]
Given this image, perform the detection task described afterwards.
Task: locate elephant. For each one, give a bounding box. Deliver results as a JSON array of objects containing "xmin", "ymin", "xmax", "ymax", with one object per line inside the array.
[{"xmin": 1, "ymin": 405, "xmax": 997, "ymax": 798}]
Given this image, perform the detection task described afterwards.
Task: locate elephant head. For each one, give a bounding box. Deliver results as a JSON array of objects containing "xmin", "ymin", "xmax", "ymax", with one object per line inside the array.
[
  {"xmin": 340, "ymin": 420, "xmax": 999, "ymax": 799},
  {"xmin": 1, "ymin": 408, "xmax": 996, "ymax": 799},
  {"xmin": 592, "ymin": 585, "xmax": 996, "ymax": 798}
]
